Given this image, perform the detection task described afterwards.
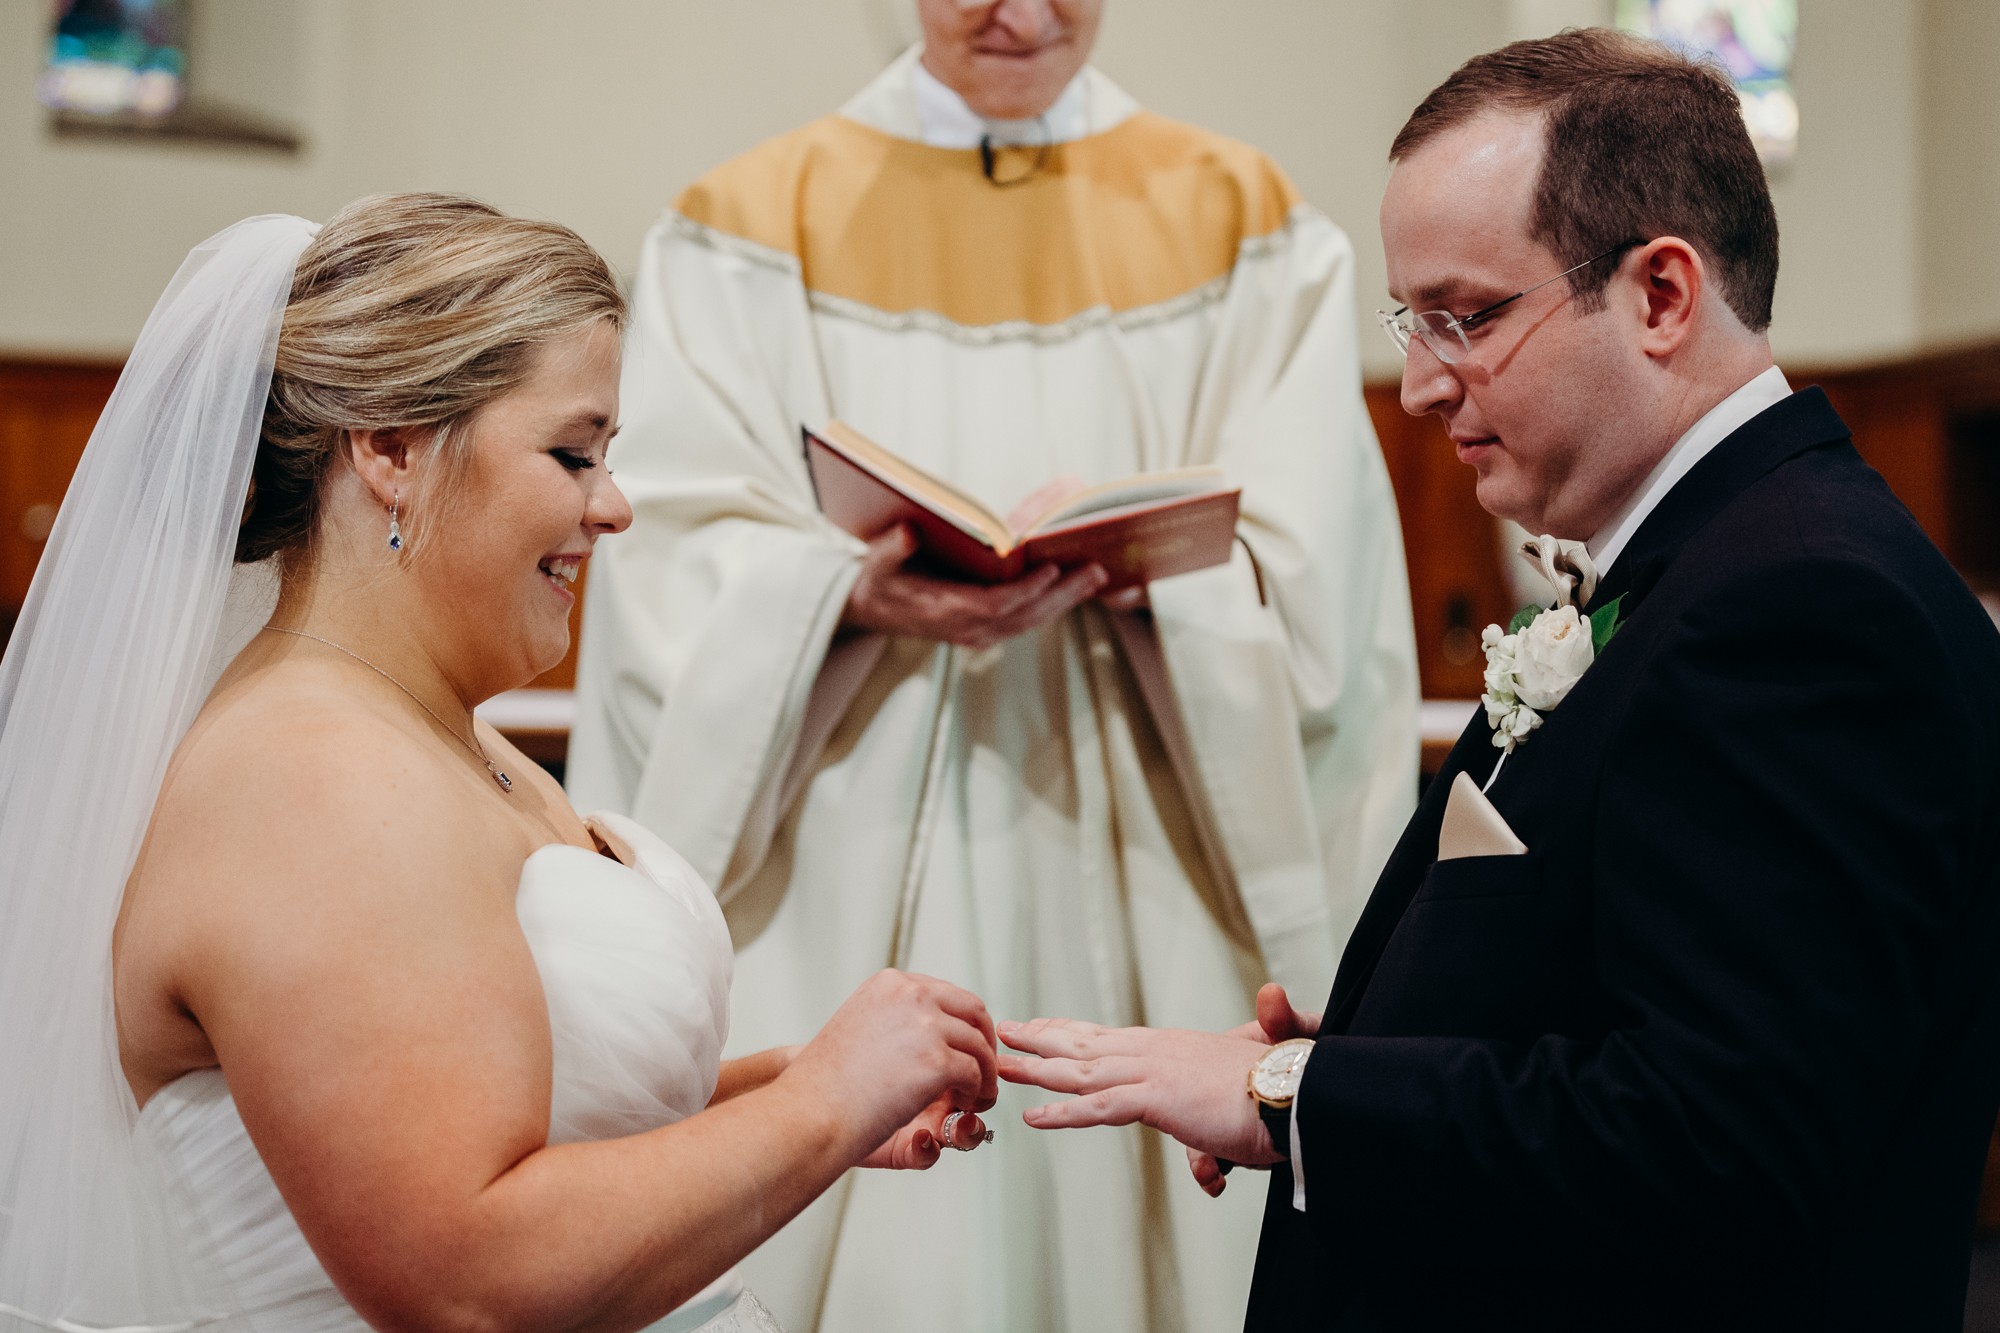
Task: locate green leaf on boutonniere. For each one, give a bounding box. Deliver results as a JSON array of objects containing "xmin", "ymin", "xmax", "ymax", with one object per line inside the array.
[
  {"xmin": 1507, "ymin": 603, "xmax": 1543, "ymax": 635},
  {"xmin": 1589, "ymin": 594, "xmax": 1627, "ymax": 652}
]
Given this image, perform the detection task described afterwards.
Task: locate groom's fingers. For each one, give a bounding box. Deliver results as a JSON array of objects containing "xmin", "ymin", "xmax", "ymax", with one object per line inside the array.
[
  {"xmin": 996, "ymin": 1052, "xmax": 1145, "ymax": 1096},
  {"xmin": 1255, "ymin": 981, "xmax": 1325, "ymax": 1041},
  {"xmin": 1020, "ymin": 1085, "xmax": 1147, "ymax": 1130},
  {"xmin": 1255, "ymin": 983, "xmax": 1303, "ymax": 1041},
  {"xmin": 996, "ymin": 1015, "xmax": 1116, "ymax": 1058},
  {"xmin": 1188, "ymin": 1147, "xmax": 1228, "ymax": 1198}
]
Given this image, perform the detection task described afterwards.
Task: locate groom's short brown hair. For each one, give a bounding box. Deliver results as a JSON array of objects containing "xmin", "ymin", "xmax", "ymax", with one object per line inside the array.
[{"xmin": 1391, "ymin": 28, "xmax": 1780, "ymax": 332}]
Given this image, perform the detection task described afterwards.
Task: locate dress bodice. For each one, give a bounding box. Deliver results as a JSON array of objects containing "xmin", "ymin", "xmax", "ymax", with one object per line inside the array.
[{"xmin": 139, "ymin": 812, "xmax": 773, "ymax": 1332}]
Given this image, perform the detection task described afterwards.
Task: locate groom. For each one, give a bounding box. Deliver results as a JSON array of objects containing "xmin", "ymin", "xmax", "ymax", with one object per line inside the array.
[{"xmin": 998, "ymin": 29, "xmax": 2000, "ymax": 1331}]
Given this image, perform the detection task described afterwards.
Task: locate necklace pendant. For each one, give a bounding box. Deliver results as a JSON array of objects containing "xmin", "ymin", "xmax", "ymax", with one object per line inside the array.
[{"xmin": 493, "ymin": 768, "xmax": 513, "ymax": 793}]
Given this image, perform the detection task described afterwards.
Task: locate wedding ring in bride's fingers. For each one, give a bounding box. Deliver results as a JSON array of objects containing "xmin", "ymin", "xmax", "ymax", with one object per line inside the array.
[{"xmin": 941, "ymin": 1110, "xmax": 993, "ymax": 1152}]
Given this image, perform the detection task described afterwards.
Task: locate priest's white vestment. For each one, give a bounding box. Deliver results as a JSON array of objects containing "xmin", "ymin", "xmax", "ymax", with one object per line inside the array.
[{"xmin": 568, "ymin": 49, "xmax": 1419, "ymax": 1333}]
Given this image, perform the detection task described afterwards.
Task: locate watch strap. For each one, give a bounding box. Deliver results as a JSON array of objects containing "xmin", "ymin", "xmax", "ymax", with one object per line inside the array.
[{"xmin": 1259, "ymin": 1101, "xmax": 1291, "ymax": 1160}]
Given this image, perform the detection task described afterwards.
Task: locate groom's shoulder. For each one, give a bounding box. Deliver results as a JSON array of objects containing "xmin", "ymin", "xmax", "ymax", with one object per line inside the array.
[
  {"xmin": 1648, "ymin": 424, "xmax": 2000, "ymax": 709},
  {"xmin": 1756, "ymin": 433, "xmax": 1978, "ymax": 620}
]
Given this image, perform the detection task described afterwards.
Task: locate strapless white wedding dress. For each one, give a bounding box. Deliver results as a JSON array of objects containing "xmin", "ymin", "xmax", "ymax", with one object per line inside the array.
[{"xmin": 137, "ymin": 811, "xmax": 782, "ymax": 1332}]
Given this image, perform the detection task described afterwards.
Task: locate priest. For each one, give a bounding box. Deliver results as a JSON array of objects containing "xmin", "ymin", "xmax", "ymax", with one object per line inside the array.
[{"xmin": 566, "ymin": 1, "xmax": 1418, "ymax": 1328}]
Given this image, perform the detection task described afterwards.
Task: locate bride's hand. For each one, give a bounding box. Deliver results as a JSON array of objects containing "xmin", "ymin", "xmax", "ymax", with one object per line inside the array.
[
  {"xmin": 858, "ymin": 1095, "xmax": 992, "ymax": 1169},
  {"xmin": 781, "ymin": 969, "xmax": 998, "ymax": 1167}
]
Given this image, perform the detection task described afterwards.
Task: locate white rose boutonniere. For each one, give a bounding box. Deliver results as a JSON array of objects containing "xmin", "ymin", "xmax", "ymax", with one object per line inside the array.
[
  {"xmin": 1513, "ymin": 605, "xmax": 1596, "ymax": 710},
  {"xmin": 1480, "ymin": 536, "xmax": 1627, "ymax": 760}
]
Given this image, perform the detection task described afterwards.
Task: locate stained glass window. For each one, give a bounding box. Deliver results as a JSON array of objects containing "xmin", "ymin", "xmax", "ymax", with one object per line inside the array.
[
  {"xmin": 38, "ymin": 0, "xmax": 187, "ymax": 119},
  {"xmin": 1615, "ymin": 0, "xmax": 1799, "ymax": 168}
]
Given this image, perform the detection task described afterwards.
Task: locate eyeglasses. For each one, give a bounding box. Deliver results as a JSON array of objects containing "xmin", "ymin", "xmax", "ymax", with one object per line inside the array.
[{"xmin": 1376, "ymin": 239, "xmax": 1645, "ymax": 365}]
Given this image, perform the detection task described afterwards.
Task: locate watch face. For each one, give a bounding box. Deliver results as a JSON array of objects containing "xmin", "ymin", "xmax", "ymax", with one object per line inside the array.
[{"xmin": 1251, "ymin": 1042, "xmax": 1312, "ymax": 1101}]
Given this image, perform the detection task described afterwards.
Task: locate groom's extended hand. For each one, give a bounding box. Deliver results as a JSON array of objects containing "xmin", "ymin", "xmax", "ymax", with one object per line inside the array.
[
  {"xmin": 996, "ymin": 1015, "xmax": 1287, "ymax": 1175},
  {"xmin": 1182, "ymin": 983, "xmax": 1322, "ymax": 1196}
]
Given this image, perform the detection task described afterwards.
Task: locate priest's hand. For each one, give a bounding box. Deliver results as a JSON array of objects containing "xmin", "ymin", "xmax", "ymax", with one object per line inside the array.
[
  {"xmin": 1009, "ymin": 477, "xmax": 1148, "ymax": 613},
  {"xmin": 842, "ymin": 524, "xmax": 1108, "ymax": 650},
  {"xmin": 996, "ymin": 1017, "xmax": 1284, "ymax": 1172},
  {"xmin": 1184, "ymin": 983, "xmax": 1322, "ymax": 1196}
]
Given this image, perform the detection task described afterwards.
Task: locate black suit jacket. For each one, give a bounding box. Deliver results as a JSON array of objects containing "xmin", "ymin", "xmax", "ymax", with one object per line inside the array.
[{"xmin": 1245, "ymin": 389, "xmax": 2000, "ymax": 1331}]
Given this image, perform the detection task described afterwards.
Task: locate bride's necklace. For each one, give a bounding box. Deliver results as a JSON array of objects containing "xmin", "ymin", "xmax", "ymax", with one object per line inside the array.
[{"xmin": 265, "ymin": 627, "xmax": 513, "ymax": 793}]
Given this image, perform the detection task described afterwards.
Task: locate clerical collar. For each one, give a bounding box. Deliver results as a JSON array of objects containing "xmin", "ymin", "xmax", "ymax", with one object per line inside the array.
[
  {"xmin": 910, "ymin": 53, "xmax": 1090, "ymax": 149},
  {"xmin": 1587, "ymin": 364, "xmax": 1794, "ymax": 575}
]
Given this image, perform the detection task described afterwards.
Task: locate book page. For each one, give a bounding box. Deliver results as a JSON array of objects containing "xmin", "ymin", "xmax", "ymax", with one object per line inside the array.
[
  {"xmin": 819, "ymin": 421, "xmax": 1015, "ymax": 551},
  {"xmin": 1022, "ymin": 466, "xmax": 1230, "ymax": 537}
]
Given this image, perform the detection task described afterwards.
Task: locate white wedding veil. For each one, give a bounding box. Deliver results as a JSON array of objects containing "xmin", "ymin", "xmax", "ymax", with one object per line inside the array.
[{"xmin": 0, "ymin": 215, "xmax": 316, "ymax": 1332}]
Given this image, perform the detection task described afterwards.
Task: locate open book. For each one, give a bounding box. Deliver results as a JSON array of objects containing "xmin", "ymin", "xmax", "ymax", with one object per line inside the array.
[{"xmin": 803, "ymin": 422, "xmax": 1240, "ymax": 589}]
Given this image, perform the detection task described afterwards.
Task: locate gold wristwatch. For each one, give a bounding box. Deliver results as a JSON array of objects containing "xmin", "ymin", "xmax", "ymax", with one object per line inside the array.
[{"xmin": 1247, "ymin": 1038, "xmax": 1315, "ymax": 1159}]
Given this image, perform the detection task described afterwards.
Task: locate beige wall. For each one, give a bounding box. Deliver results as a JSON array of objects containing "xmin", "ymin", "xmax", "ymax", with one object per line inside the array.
[
  {"xmin": 1921, "ymin": 0, "xmax": 2000, "ymax": 350},
  {"xmin": 2, "ymin": 0, "xmax": 1994, "ymax": 376},
  {"xmin": 1764, "ymin": 0, "xmax": 1923, "ymax": 365}
]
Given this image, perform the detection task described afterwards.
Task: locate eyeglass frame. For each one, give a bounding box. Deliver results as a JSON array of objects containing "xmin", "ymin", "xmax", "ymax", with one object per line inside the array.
[{"xmin": 1376, "ymin": 238, "xmax": 1647, "ymax": 365}]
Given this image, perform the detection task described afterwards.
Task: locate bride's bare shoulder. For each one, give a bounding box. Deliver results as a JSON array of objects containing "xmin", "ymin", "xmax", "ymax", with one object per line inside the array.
[{"xmin": 139, "ymin": 656, "xmax": 523, "ymax": 904}]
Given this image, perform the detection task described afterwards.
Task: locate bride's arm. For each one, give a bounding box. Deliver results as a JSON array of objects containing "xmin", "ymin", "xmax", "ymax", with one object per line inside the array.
[
  {"xmin": 139, "ymin": 715, "xmax": 994, "ymax": 1333},
  {"xmin": 708, "ymin": 1047, "xmax": 800, "ymax": 1105}
]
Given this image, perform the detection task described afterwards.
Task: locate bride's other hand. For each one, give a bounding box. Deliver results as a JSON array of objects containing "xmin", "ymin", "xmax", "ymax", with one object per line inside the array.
[
  {"xmin": 858, "ymin": 1095, "xmax": 990, "ymax": 1169},
  {"xmin": 782, "ymin": 969, "xmax": 997, "ymax": 1166}
]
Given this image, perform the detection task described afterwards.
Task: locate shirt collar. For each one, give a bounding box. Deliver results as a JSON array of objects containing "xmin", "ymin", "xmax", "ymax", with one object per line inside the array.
[{"xmin": 1587, "ymin": 365, "xmax": 1793, "ymax": 576}]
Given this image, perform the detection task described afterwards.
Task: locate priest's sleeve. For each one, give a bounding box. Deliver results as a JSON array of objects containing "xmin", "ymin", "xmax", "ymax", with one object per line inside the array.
[
  {"xmin": 567, "ymin": 214, "xmax": 862, "ymax": 899},
  {"xmin": 1146, "ymin": 209, "xmax": 1421, "ymax": 999}
]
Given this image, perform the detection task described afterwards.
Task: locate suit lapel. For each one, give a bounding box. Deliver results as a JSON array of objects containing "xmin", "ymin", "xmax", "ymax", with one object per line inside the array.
[{"xmin": 1325, "ymin": 389, "xmax": 1854, "ymax": 1031}]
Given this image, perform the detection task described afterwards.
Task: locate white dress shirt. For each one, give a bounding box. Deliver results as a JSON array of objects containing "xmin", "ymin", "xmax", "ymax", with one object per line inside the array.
[
  {"xmin": 1287, "ymin": 364, "xmax": 1794, "ymax": 1214},
  {"xmin": 1587, "ymin": 364, "xmax": 1793, "ymax": 575}
]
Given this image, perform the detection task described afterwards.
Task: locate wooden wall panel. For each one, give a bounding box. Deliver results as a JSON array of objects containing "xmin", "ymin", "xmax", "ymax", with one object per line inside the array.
[
  {"xmin": 1794, "ymin": 344, "xmax": 2000, "ymax": 591},
  {"xmin": 0, "ymin": 361, "xmax": 120, "ymax": 613}
]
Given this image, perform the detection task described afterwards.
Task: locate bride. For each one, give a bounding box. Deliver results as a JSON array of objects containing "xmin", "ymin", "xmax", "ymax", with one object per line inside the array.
[{"xmin": 0, "ymin": 195, "xmax": 995, "ymax": 1333}]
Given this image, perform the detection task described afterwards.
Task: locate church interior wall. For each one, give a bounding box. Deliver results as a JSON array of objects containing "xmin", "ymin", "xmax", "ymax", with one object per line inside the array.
[
  {"xmin": 4, "ymin": 0, "xmax": 1999, "ymax": 696},
  {"xmin": 1919, "ymin": 0, "xmax": 2000, "ymax": 351},
  {"xmin": 2, "ymin": 1, "xmax": 1996, "ymax": 368}
]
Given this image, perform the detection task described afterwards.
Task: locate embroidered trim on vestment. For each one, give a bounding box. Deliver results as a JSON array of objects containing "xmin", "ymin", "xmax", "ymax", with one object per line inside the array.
[
  {"xmin": 669, "ymin": 206, "xmax": 1308, "ymax": 348},
  {"xmin": 804, "ymin": 216, "xmax": 1301, "ymax": 348},
  {"xmin": 805, "ymin": 276, "xmax": 1230, "ymax": 348},
  {"xmin": 666, "ymin": 212, "xmax": 801, "ymax": 276}
]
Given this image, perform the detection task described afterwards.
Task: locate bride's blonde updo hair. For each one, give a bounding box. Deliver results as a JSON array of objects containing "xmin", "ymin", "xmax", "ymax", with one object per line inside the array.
[{"xmin": 238, "ymin": 193, "xmax": 626, "ymax": 565}]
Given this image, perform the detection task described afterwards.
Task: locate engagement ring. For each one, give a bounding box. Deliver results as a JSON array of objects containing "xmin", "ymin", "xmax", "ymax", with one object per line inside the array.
[{"xmin": 940, "ymin": 1110, "xmax": 993, "ymax": 1152}]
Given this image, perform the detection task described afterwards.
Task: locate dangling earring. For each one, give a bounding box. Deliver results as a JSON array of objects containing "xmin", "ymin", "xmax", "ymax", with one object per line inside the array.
[{"xmin": 387, "ymin": 492, "xmax": 403, "ymax": 552}]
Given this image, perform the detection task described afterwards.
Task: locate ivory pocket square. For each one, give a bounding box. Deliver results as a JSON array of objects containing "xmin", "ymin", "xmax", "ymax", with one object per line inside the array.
[{"xmin": 1437, "ymin": 771, "xmax": 1529, "ymax": 860}]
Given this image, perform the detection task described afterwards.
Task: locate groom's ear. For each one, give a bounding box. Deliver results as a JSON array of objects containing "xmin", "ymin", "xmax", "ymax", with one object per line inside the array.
[
  {"xmin": 1634, "ymin": 236, "xmax": 1705, "ymax": 360},
  {"xmin": 343, "ymin": 426, "xmax": 419, "ymax": 508}
]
